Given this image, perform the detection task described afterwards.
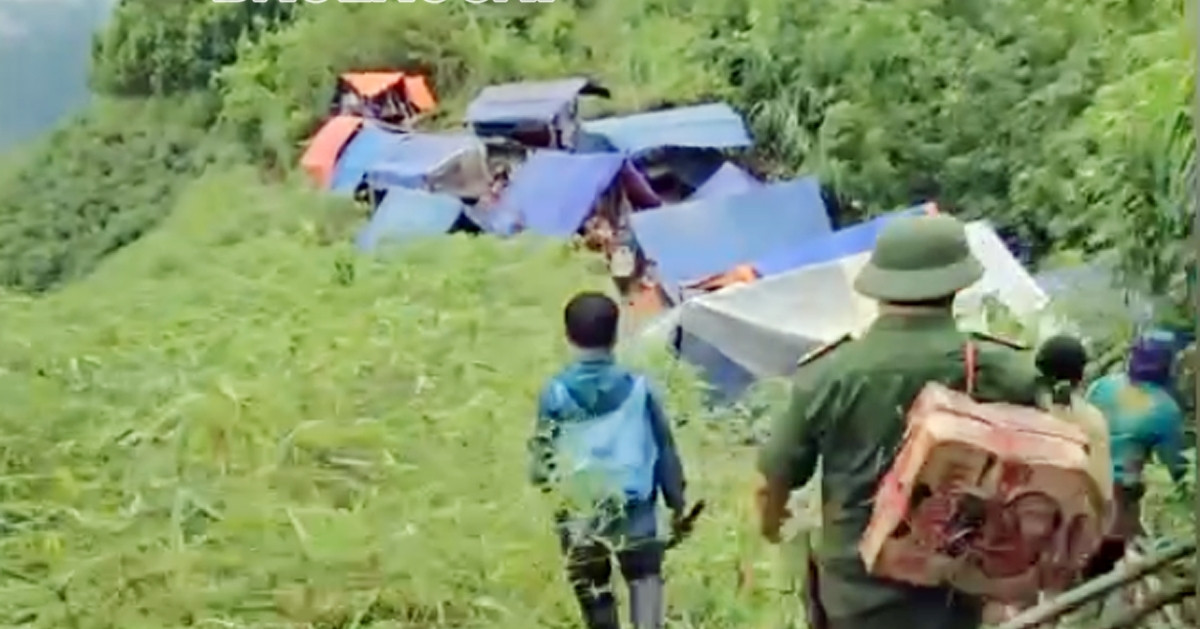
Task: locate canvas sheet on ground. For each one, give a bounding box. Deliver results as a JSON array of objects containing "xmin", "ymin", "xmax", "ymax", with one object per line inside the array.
[{"xmin": 646, "ymin": 221, "xmax": 1049, "ymax": 382}]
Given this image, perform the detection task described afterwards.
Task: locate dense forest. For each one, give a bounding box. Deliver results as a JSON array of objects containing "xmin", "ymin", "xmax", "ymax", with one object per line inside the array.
[{"xmin": 0, "ymin": 1, "xmax": 1192, "ymax": 627}]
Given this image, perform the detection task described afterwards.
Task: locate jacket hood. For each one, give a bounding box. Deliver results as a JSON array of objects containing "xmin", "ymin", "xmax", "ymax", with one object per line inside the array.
[{"xmin": 553, "ymin": 349, "xmax": 634, "ymax": 416}]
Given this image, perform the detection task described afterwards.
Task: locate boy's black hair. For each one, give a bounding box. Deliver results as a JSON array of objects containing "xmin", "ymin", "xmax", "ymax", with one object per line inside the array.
[
  {"xmin": 1035, "ymin": 334, "xmax": 1088, "ymax": 384},
  {"xmin": 564, "ymin": 291, "xmax": 619, "ymax": 349}
]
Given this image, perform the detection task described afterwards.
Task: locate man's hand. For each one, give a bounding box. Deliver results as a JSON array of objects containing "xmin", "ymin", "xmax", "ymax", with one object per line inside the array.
[{"xmin": 756, "ymin": 478, "xmax": 792, "ymax": 544}]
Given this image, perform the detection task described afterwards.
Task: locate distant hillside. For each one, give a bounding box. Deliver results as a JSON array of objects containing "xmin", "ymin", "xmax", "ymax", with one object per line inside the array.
[{"xmin": 0, "ymin": 0, "xmax": 115, "ymax": 152}]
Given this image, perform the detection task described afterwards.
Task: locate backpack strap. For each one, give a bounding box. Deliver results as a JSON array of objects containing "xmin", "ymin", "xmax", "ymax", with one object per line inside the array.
[{"xmin": 964, "ymin": 340, "xmax": 977, "ymax": 396}]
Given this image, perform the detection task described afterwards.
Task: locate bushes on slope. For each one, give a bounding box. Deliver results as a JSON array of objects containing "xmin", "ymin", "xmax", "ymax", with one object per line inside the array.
[{"xmin": 0, "ymin": 98, "xmax": 237, "ymax": 292}]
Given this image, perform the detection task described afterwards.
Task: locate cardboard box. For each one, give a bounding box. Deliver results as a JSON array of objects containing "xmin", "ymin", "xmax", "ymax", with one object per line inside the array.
[{"xmin": 859, "ymin": 383, "xmax": 1105, "ymax": 602}]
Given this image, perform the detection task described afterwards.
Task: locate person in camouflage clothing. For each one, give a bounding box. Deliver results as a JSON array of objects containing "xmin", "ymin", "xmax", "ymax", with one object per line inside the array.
[{"xmin": 755, "ymin": 214, "xmax": 1040, "ymax": 629}]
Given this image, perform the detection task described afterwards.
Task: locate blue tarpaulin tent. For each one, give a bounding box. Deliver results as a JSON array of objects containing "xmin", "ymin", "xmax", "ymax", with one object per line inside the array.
[
  {"xmin": 753, "ymin": 204, "xmax": 933, "ymax": 276},
  {"xmin": 466, "ymin": 77, "xmax": 592, "ymax": 127},
  {"xmin": 478, "ymin": 151, "xmax": 626, "ymax": 237},
  {"xmin": 355, "ymin": 188, "xmax": 465, "ymax": 251},
  {"xmin": 689, "ymin": 162, "xmax": 761, "ymax": 201},
  {"xmin": 364, "ymin": 133, "xmax": 485, "ymax": 190},
  {"xmin": 581, "ymin": 103, "xmax": 752, "ymax": 155},
  {"xmin": 330, "ymin": 123, "xmax": 397, "ymax": 193},
  {"xmin": 630, "ymin": 176, "xmax": 831, "ymax": 300}
]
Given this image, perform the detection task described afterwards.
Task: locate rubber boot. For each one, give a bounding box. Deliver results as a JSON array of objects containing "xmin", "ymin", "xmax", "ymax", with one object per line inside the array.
[
  {"xmin": 577, "ymin": 590, "xmax": 620, "ymax": 629},
  {"xmin": 627, "ymin": 576, "xmax": 665, "ymax": 629}
]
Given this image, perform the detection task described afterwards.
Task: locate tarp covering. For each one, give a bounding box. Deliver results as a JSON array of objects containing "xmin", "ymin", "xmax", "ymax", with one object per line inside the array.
[
  {"xmin": 300, "ymin": 115, "xmax": 363, "ymax": 187},
  {"xmin": 630, "ymin": 176, "xmax": 832, "ymax": 298},
  {"xmin": 753, "ymin": 203, "xmax": 935, "ymax": 277},
  {"xmin": 329, "ymin": 123, "xmax": 397, "ymax": 193},
  {"xmin": 363, "ymin": 133, "xmax": 489, "ymax": 197},
  {"xmin": 642, "ymin": 220, "xmax": 1049, "ymax": 400},
  {"xmin": 581, "ymin": 103, "xmax": 752, "ymax": 155},
  {"xmin": 355, "ymin": 188, "xmax": 464, "ymax": 251},
  {"xmin": 489, "ymin": 151, "xmax": 626, "ymax": 237},
  {"xmin": 466, "ymin": 77, "xmax": 590, "ymax": 125},
  {"xmin": 340, "ymin": 72, "xmax": 437, "ymax": 111},
  {"xmin": 689, "ymin": 162, "xmax": 761, "ymax": 201}
]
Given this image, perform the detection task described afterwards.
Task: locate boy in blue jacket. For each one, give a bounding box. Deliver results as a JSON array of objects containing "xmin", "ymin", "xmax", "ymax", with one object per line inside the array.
[{"xmin": 529, "ymin": 291, "xmax": 687, "ymax": 629}]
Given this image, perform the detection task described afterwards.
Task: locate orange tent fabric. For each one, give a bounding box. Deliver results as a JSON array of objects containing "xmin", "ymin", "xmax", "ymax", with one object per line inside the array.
[
  {"xmin": 402, "ymin": 76, "xmax": 437, "ymax": 112},
  {"xmin": 340, "ymin": 72, "xmax": 403, "ymax": 98},
  {"xmin": 300, "ymin": 115, "xmax": 363, "ymax": 187},
  {"xmin": 340, "ymin": 72, "xmax": 437, "ymax": 112},
  {"xmin": 685, "ymin": 264, "xmax": 760, "ymax": 292}
]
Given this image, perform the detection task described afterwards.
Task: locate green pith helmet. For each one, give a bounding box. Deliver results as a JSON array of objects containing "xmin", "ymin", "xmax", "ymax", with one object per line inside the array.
[{"xmin": 853, "ymin": 214, "xmax": 984, "ymax": 302}]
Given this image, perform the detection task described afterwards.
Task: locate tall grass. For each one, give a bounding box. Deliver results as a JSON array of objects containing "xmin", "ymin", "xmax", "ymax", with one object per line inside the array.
[{"xmin": 0, "ymin": 169, "xmax": 811, "ymax": 628}]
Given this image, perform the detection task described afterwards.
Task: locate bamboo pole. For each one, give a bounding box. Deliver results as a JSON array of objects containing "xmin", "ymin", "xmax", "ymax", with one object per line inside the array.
[
  {"xmin": 1130, "ymin": 540, "xmax": 1188, "ymax": 629},
  {"xmin": 1095, "ymin": 581, "xmax": 1195, "ymax": 629},
  {"xmin": 995, "ymin": 541, "xmax": 1197, "ymax": 629}
]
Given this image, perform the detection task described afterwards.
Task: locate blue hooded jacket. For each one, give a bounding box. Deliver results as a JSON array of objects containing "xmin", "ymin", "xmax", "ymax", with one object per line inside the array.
[{"xmin": 529, "ymin": 348, "xmax": 686, "ymax": 541}]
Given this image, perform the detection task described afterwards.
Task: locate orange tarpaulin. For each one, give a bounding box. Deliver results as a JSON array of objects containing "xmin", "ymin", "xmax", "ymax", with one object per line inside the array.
[
  {"xmin": 300, "ymin": 115, "xmax": 363, "ymax": 187},
  {"xmin": 403, "ymin": 76, "xmax": 437, "ymax": 112},
  {"xmin": 339, "ymin": 72, "xmax": 437, "ymax": 112},
  {"xmin": 685, "ymin": 264, "xmax": 760, "ymax": 292}
]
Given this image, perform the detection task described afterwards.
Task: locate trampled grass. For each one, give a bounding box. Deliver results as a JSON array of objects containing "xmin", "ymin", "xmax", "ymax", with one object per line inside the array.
[{"xmin": 0, "ymin": 169, "xmax": 809, "ymax": 628}]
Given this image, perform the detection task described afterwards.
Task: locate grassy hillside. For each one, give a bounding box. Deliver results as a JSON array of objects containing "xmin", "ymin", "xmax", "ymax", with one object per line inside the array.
[
  {"xmin": 0, "ymin": 0, "xmax": 1193, "ymax": 626},
  {"xmin": 0, "ymin": 170, "xmax": 804, "ymax": 628}
]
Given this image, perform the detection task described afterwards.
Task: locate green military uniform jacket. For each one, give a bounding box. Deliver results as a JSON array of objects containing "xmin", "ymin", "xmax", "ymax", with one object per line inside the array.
[{"xmin": 757, "ymin": 310, "xmax": 1039, "ymax": 622}]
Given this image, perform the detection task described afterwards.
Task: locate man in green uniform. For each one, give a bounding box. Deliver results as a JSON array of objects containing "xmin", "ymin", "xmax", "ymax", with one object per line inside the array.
[{"xmin": 755, "ymin": 214, "xmax": 1040, "ymax": 629}]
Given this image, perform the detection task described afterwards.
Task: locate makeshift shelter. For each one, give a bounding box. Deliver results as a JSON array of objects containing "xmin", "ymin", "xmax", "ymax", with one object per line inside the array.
[
  {"xmin": 363, "ymin": 133, "xmax": 491, "ymax": 200},
  {"xmin": 581, "ymin": 103, "xmax": 753, "ymax": 202},
  {"xmin": 327, "ymin": 123, "xmax": 406, "ymax": 194},
  {"xmin": 466, "ymin": 77, "xmax": 609, "ymax": 149},
  {"xmin": 581, "ymin": 103, "xmax": 752, "ymax": 156},
  {"xmin": 629, "ymin": 176, "xmax": 832, "ymax": 302},
  {"xmin": 642, "ymin": 219, "xmax": 1049, "ymax": 401},
  {"xmin": 688, "ymin": 162, "xmax": 761, "ymax": 201},
  {"xmin": 355, "ymin": 188, "xmax": 469, "ymax": 252},
  {"xmin": 470, "ymin": 151, "xmax": 624, "ymax": 237},
  {"xmin": 752, "ymin": 203, "xmax": 935, "ymax": 276},
  {"xmin": 300, "ymin": 115, "xmax": 363, "ymax": 188},
  {"xmin": 333, "ymin": 72, "xmax": 437, "ymax": 126}
]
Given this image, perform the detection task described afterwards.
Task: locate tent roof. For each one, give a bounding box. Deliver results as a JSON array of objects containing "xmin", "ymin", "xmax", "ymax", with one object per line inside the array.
[
  {"xmin": 300, "ymin": 115, "xmax": 363, "ymax": 187},
  {"xmin": 355, "ymin": 188, "xmax": 464, "ymax": 251},
  {"xmin": 339, "ymin": 72, "xmax": 437, "ymax": 111},
  {"xmin": 490, "ymin": 151, "xmax": 626, "ymax": 237},
  {"xmin": 753, "ymin": 203, "xmax": 936, "ymax": 276},
  {"xmin": 364, "ymin": 133, "xmax": 484, "ymax": 189},
  {"xmin": 648, "ymin": 220, "xmax": 1048, "ymax": 399},
  {"xmin": 630, "ymin": 176, "xmax": 832, "ymax": 298},
  {"xmin": 466, "ymin": 77, "xmax": 595, "ymax": 125},
  {"xmin": 689, "ymin": 162, "xmax": 761, "ymax": 201},
  {"xmin": 581, "ymin": 103, "xmax": 752, "ymax": 155},
  {"xmin": 329, "ymin": 123, "xmax": 401, "ymax": 193}
]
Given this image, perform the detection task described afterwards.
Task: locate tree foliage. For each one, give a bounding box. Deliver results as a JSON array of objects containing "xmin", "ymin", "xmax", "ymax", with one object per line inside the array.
[
  {"xmin": 91, "ymin": 0, "xmax": 296, "ymax": 97},
  {"xmin": 0, "ymin": 98, "xmax": 243, "ymax": 293}
]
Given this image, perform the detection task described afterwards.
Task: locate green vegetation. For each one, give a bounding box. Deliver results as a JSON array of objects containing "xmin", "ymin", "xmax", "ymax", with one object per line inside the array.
[{"xmin": 0, "ymin": 0, "xmax": 1193, "ymax": 626}]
